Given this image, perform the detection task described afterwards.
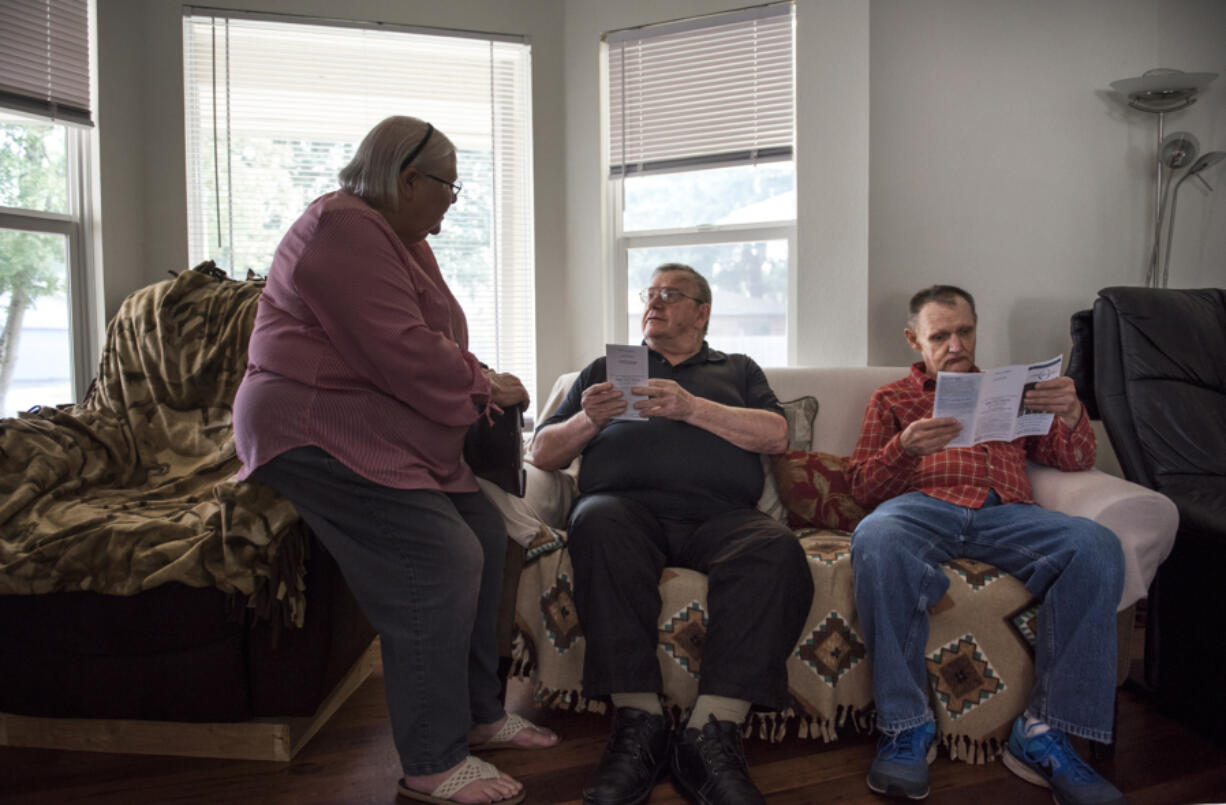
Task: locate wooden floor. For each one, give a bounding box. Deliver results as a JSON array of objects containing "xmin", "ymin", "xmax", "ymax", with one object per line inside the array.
[{"xmin": 2, "ymin": 661, "xmax": 1224, "ymax": 805}]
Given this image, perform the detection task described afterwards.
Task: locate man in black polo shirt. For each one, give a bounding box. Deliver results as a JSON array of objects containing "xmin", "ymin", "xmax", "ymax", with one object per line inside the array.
[{"xmin": 533, "ymin": 264, "xmax": 812, "ymax": 805}]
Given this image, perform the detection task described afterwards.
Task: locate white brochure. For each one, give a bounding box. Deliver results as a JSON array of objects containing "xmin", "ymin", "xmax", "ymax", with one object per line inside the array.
[
  {"xmin": 606, "ymin": 343, "xmax": 648, "ymax": 421},
  {"xmin": 934, "ymin": 355, "xmax": 1063, "ymax": 447}
]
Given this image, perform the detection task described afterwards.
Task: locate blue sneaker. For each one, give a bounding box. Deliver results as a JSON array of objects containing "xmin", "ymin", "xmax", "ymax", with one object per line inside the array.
[
  {"xmin": 1003, "ymin": 717, "xmax": 1126, "ymax": 805},
  {"xmin": 866, "ymin": 721, "xmax": 937, "ymax": 799}
]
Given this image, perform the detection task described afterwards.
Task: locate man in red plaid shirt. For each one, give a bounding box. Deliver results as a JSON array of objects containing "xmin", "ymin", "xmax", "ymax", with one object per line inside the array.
[{"xmin": 849, "ymin": 285, "xmax": 1126, "ymax": 805}]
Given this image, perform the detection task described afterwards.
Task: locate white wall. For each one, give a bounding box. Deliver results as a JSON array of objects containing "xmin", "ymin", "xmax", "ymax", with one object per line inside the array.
[
  {"xmin": 796, "ymin": 1, "xmax": 871, "ymax": 368},
  {"xmin": 95, "ymin": 0, "xmax": 566, "ymax": 403},
  {"xmin": 557, "ymin": 0, "xmax": 1226, "ymax": 382},
  {"xmin": 94, "ymin": 0, "xmax": 1225, "ymax": 402},
  {"xmin": 868, "ymin": 0, "xmax": 1226, "ymax": 369}
]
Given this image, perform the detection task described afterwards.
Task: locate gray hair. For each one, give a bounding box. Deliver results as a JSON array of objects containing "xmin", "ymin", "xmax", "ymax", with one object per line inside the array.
[
  {"xmin": 338, "ymin": 116, "xmax": 455, "ymax": 210},
  {"xmin": 907, "ymin": 284, "xmax": 977, "ymax": 330},
  {"xmin": 652, "ymin": 263, "xmax": 712, "ymax": 335}
]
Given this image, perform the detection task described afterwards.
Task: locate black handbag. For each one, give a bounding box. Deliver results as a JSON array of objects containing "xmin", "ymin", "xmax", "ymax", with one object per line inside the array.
[{"xmin": 463, "ymin": 403, "xmax": 526, "ymax": 497}]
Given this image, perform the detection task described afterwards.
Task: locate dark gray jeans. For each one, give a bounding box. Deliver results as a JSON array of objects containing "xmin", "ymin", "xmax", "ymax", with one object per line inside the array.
[
  {"xmin": 566, "ymin": 494, "xmax": 814, "ymax": 710},
  {"xmin": 252, "ymin": 446, "xmax": 507, "ymax": 775}
]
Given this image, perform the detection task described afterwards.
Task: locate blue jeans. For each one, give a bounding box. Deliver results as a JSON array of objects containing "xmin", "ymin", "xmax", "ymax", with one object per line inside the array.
[
  {"xmin": 252, "ymin": 446, "xmax": 508, "ymax": 776},
  {"xmin": 850, "ymin": 491, "xmax": 1124, "ymax": 743}
]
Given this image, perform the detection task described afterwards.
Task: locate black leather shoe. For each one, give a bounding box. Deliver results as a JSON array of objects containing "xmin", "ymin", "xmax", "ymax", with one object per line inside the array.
[
  {"xmin": 582, "ymin": 707, "xmax": 671, "ymax": 805},
  {"xmin": 670, "ymin": 715, "xmax": 766, "ymax": 805}
]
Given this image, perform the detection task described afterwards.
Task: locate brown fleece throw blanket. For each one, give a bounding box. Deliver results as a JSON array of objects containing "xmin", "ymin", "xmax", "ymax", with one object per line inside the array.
[{"xmin": 0, "ymin": 264, "xmax": 307, "ymax": 626}]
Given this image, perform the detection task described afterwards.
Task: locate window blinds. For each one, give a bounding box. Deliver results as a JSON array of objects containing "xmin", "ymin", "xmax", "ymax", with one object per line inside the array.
[
  {"xmin": 183, "ymin": 9, "xmax": 536, "ymax": 407},
  {"xmin": 607, "ymin": 2, "xmax": 793, "ymax": 177},
  {"xmin": 0, "ymin": 0, "xmax": 92, "ymax": 125}
]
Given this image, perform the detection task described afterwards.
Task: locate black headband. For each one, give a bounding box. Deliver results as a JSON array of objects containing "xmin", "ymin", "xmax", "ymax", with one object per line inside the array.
[{"xmin": 398, "ymin": 123, "xmax": 434, "ymax": 174}]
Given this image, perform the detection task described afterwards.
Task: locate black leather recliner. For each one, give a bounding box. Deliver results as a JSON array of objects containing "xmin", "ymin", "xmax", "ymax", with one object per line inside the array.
[{"xmin": 1092, "ymin": 286, "xmax": 1226, "ymax": 743}]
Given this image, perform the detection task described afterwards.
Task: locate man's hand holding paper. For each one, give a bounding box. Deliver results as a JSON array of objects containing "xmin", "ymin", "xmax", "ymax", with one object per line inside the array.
[
  {"xmin": 932, "ymin": 355, "xmax": 1065, "ymax": 447},
  {"xmin": 899, "ymin": 416, "xmax": 963, "ymax": 457},
  {"xmin": 580, "ymin": 381, "xmax": 628, "ymax": 428},
  {"xmin": 631, "ymin": 378, "xmax": 696, "ymax": 421},
  {"xmin": 1021, "ymin": 376, "xmax": 1083, "ymax": 429}
]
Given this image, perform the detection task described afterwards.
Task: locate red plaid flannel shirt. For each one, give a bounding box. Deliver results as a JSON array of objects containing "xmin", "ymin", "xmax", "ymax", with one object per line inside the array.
[{"xmin": 849, "ymin": 362, "xmax": 1095, "ymax": 508}]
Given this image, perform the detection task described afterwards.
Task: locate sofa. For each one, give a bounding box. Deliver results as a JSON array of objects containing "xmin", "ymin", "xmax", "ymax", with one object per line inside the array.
[
  {"xmin": 507, "ymin": 365, "xmax": 1178, "ymax": 762},
  {"xmin": 1090, "ymin": 286, "xmax": 1226, "ymax": 742},
  {"xmin": 0, "ymin": 265, "xmax": 376, "ymax": 755}
]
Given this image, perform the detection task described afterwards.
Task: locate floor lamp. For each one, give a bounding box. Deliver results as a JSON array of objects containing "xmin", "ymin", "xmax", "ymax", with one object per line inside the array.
[
  {"xmin": 1146, "ymin": 132, "xmax": 1200, "ymax": 287},
  {"xmin": 1110, "ymin": 68, "xmax": 1218, "ymax": 287},
  {"xmin": 1161, "ymin": 151, "xmax": 1226, "ymax": 288}
]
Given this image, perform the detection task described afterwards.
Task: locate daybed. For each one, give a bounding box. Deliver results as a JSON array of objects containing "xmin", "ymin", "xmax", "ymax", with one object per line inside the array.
[
  {"xmin": 0, "ymin": 265, "xmax": 376, "ymax": 759},
  {"xmin": 507, "ymin": 365, "xmax": 1178, "ymax": 762}
]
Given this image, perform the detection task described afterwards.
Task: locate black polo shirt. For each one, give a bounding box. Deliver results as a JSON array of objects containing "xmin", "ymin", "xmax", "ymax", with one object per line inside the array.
[{"xmin": 539, "ymin": 343, "xmax": 783, "ymax": 520}]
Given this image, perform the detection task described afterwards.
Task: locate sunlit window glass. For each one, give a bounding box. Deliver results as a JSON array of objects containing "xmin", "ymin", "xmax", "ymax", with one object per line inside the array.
[
  {"xmin": 0, "ymin": 229, "xmax": 72, "ymax": 415},
  {"xmin": 0, "ymin": 114, "xmax": 69, "ymax": 214},
  {"xmin": 627, "ymin": 241, "xmax": 788, "ymax": 366},
  {"xmin": 622, "ymin": 162, "xmax": 795, "ymax": 232}
]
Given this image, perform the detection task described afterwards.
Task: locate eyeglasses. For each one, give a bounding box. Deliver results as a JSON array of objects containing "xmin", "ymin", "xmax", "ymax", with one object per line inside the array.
[
  {"xmin": 639, "ymin": 287, "xmax": 703, "ymax": 305},
  {"xmin": 423, "ymin": 174, "xmax": 462, "ymax": 202},
  {"xmin": 397, "ymin": 123, "xmax": 462, "ymax": 202}
]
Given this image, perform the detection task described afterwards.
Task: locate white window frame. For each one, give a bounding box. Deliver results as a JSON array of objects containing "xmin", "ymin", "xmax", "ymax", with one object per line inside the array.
[
  {"xmin": 0, "ymin": 115, "xmax": 100, "ymax": 402},
  {"xmin": 610, "ymin": 180, "xmax": 798, "ymax": 361},
  {"xmin": 180, "ymin": 9, "xmax": 536, "ymax": 411},
  {"xmin": 604, "ymin": 3, "xmax": 798, "ymax": 363}
]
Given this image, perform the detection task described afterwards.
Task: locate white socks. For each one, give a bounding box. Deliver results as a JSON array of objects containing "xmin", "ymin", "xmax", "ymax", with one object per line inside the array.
[
  {"xmin": 686, "ymin": 694, "xmax": 751, "ymax": 730},
  {"xmin": 611, "ymin": 692, "xmax": 663, "ymax": 715},
  {"xmin": 610, "ymin": 692, "xmax": 752, "ymax": 728},
  {"xmin": 1023, "ymin": 714, "xmax": 1052, "ymax": 737}
]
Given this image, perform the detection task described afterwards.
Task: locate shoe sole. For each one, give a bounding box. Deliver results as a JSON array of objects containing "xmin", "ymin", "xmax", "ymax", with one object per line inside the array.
[{"xmin": 865, "ymin": 776, "xmax": 930, "ymax": 800}]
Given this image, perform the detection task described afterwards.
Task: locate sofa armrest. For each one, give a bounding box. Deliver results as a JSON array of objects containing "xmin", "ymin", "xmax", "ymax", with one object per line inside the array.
[
  {"xmin": 1028, "ymin": 464, "xmax": 1178, "ymax": 611},
  {"xmin": 478, "ymin": 464, "xmax": 577, "ymax": 547}
]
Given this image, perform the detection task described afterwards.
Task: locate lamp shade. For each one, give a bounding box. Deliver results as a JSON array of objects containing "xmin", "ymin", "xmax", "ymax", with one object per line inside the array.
[
  {"xmin": 1158, "ymin": 132, "xmax": 1200, "ymax": 169},
  {"xmin": 1186, "ymin": 151, "xmax": 1226, "ymax": 177},
  {"xmin": 1111, "ymin": 68, "xmax": 1218, "ymax": 113}
]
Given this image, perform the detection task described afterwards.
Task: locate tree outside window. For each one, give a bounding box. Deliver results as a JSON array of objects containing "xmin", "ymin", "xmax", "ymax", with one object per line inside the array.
[{"xmin": 0, "ymin": 118, "xmax": 73, "ymax": 415}]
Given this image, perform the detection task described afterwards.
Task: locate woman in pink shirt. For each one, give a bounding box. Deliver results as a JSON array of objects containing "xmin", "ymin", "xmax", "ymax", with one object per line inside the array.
[{"xmin": 233, "ymin": 116, "xmax": 555, "ymax": 805}]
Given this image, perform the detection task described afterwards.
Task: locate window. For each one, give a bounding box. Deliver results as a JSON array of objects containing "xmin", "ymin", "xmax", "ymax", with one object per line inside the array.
[
  {"xmin": 607, "ymin": 3, "xmax": 795, "ymax": 366},
  {"xmin": 182, "ymin": 11, "xmax": 536, "ymax": 407},
  {"xmin": 0, "ymin": 0, "xmax": 97, "ymax": 417}
]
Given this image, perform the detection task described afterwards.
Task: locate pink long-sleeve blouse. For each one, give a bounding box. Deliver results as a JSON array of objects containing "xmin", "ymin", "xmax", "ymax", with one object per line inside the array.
[{"xmin": 233, "ymin": 190, "xmax": 490, "ymax": 492}]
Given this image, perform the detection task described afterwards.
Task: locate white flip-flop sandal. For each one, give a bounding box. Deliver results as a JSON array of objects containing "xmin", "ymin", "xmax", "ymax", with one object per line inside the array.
[
  {"xmin": 396, "ymin": 755, "xmax": 526, "ymax": 804},
  {"xmin": 469, "ymin": 713, "xmax": 559, "ymax": 752}
]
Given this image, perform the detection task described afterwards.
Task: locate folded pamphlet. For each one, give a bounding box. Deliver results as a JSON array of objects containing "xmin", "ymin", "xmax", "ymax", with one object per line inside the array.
[{"xmin": 933, "ymin": 355, "xmax": 1063, "ymax": 447}]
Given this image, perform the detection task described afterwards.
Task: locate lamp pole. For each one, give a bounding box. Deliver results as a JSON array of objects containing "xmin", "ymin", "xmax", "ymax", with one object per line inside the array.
[{"xmin": 1110, "ymin": 68, "xmax": 1218, "ymax": 286}]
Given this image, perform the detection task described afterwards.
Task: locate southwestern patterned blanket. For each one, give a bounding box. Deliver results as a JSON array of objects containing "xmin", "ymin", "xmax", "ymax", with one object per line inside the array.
[
  {"xmin": 0, "ymin": 265, "xmax": 307, "ymax": 626},
  {"xmin": 512, "ymin": 525, "xmax": 1040, "ymax": 764}
]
